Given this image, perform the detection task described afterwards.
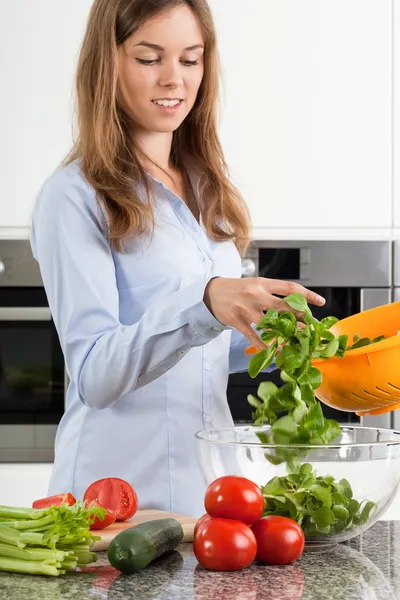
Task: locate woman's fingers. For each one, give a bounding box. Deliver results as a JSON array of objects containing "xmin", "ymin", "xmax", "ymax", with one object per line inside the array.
[{"xmin": 263, "ymin": 279, "xmax": 325, "ymax": 307}]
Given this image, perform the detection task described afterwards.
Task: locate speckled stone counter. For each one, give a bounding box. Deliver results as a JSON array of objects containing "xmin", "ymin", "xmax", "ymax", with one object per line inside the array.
[{"xmin": 1, "ymin": 520, "xmax": 400, "ymax": 600}]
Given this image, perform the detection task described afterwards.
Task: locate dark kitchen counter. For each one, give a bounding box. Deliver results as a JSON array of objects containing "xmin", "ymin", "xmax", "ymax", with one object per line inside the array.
[{"xmin": 1, "ymin": 520, "xmax": 400, "ymax": 599}]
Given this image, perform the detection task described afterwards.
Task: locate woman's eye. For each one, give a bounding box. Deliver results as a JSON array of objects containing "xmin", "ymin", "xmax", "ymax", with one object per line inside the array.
[
  {"xmin": 136, "ymin": 58, "xmax": 159, "ymax": 65},
  {"xmin": 181, "ymin": 60, "xmax": 199, "ymax": 66}
]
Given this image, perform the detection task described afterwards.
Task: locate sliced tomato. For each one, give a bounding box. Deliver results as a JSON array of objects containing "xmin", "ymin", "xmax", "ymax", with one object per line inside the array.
[
  {"xmin": 83, "ymin": 477, "xmax": 138, "ymax": 524},
  {"xmin": 113, "ymin": 478, "xmax": 138, "ymax": 521},
  {"xmin": 85, "ymin": 499, "xmax": 117, "ymax": 530},
  {"xmin": 32, "ymin": 493, "xmax": 76, "ymax": 510}
]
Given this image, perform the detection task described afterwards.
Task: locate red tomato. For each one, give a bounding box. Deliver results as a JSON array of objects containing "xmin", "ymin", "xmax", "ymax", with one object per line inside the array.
[
  {"xmin": 83, "ymin": 477, "xmax": 138, "ymax": 524},
  {"xmin": 112, "ymin": 478, "xmax": 138, "ymax": 521},
  {"xmin": 32, "ymin": 493, "xmax": 76, "ymax": 509},
  {"xmin": 251, "ymin": 516, "xmax": 305, "ymax": 565},
  {"xmin": 194, "ymin": 518, "xmax": 257, "ymax": 571},
  {"xmin": 204, "ymin": 476, "xmax": 264, "ymax": 525},
  {"xmin": 85, "ymin": 499, "xmax": 117, "ymax": 530},
  {"xmin": 194, "ymin": 513, "xmax": 213, "ymax": 537}
]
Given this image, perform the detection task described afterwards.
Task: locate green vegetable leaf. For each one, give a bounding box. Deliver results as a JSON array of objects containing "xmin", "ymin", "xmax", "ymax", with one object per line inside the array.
[
  {"xmin": 321, "ymin": 316, "xmax": 338, "ymax": 329},
  {"xmin": 311, "ymin": 506, "xmax": 336, "ymax": 527},
  {"xmin": 248, "ymin": 342, "xmax": 277, "ymax": 378},
  {"xmin": 284, "ymin": 293, "xmax": 309, "ymax": 313}
]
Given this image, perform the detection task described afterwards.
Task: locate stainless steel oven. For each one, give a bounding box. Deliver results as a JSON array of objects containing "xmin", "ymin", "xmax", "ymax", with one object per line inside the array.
[
  {"xmin": 228, "ymin": 240, "xmax": 394, "ymax": 429},
  {"xmin": 0, "ymin": 241, "xmax": 64, "ymax": 461}
]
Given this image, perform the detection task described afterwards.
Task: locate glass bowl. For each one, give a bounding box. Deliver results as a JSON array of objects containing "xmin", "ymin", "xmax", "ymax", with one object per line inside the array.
[{"xmin": 195, "ymin": 425, "xmax": 400, "ymax": 547}]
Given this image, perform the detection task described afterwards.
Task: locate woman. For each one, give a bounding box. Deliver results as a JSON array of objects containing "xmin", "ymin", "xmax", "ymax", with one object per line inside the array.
[{"xmin": 30, "ymin": 0, "xmax": 324, "ymax": 517}]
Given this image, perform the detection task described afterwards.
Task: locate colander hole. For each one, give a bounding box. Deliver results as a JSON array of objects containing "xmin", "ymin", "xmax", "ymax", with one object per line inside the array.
[
  {"xmin": 363, "ymin": 390, "xmax": 381, "ymax": 399},
  {"xmin": 376, "ymin": 386, "xmax": 391, "ymax": 396},
  {"xmin": 388, "ymin": 382, "xmax": 400, "ymax": 392},
  {"xmin": 352, "ymin": 392, "xmax": 372, "ymax": 402}
]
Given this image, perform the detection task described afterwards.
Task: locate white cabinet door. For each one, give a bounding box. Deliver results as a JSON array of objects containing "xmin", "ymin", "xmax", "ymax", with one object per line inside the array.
[
  {"xmin": 394, "ymin": 0, "xmax": 400, "ymax": 229},
  {"xmin": 0, "ymin": 0, "xmax": 93, "ymax": 228},
  {"xmin": 210, "ymin": 0, "xmax": 392, "ymax": 230},
  {"xmin": 0, "ymin": 464, "xmax": 53, "ymax": 507}
]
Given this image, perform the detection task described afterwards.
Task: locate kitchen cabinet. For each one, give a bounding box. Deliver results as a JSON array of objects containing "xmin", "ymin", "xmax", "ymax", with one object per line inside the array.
[
  {"xmin": 210, "ymin": 0, "xmax": 392, "ymax": 230},
  {"xmin": 395, "ymin": 0, "xmax": 400, "ymax": 230},
  {"xmin": 0, "ymin": 0, "xmax": 93, "ymax": 228},
  {"xmin": 0, "ymin": 1, "xmax": 394, "ymax": 232},
  {"xmin": 0, "ymin": 463, "xmax": 53, "ymax": 506}
]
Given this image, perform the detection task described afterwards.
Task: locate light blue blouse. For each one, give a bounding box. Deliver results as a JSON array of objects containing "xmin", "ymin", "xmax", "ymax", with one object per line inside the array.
[{"xmin": 30, "ymin": 160, "xmax": 273, "ymax": 517}]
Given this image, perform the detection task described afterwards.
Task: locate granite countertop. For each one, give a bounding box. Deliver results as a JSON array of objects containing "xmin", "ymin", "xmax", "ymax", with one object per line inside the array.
[{"xmin": 1, "ymin": 520, "xmax": 400, "ymax": 600}]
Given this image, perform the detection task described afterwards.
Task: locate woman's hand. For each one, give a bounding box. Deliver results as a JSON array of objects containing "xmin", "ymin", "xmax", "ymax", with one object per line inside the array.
[{"xmin": 203, "ymin": 277, "xmax": 325, "ymax": 351}]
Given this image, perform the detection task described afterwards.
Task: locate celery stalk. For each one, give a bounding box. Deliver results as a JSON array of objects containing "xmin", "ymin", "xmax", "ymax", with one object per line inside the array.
[
  {"xmin": 0, "ymin": 506, "xmax": 45, "ymax": 520},
  {"xmin": 19, "ymin": 531, "xmax": 45, "ymax": 546},
  {"xmin": 0, "ymin": 557, "xmax": 60, "ymax": 576},
  {"xmin": 0, "ymin": 525, "xmax": 24, "ymax": 548},
  {"xmin": 3, "ymin": 514, "xmax": 55, "ymax": 531},
  {"xmin": 61, "ymin": 559, "xmax": 78, "ymax": 571},
  {"xmin": 0, "ymin": 542, "xmax": 68, "ymax": 562}
]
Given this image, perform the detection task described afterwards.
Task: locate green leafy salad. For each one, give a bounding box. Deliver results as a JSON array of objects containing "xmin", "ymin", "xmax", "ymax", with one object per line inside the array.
[{"xmin": 247, "ymin": 293, "xmax": 377, "ymax": 537}]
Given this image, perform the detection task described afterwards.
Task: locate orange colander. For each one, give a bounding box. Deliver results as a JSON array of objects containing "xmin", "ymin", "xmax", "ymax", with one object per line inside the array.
[
  {"xmin": 312, "ymin": 302, "xmax": 400, "ymax": 417},
  {"xmin": 246, "ymin": 302, "xmax": 400, "ymax": 417}
]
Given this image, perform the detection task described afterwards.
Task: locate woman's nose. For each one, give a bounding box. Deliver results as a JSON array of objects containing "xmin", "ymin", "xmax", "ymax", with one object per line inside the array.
[{"xmin": 158, "ymin": 62, "xmax": 184, "ymax": 89}]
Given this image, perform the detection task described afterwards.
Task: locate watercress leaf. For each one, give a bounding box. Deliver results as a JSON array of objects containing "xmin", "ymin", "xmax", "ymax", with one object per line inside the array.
[
  {"xmin": 262, "ymin": 477, "xmax": 287, "ymax": 496},
  {"xmin": 319, "ymin": 338, "xmax": 340, "ymax": 358},
  {"xmin": 320, "ymin": 329, "xmax": 335, "ymax": 342},
  {"xmin": 293, "ymin": 400, "xmax": 308, "ymax": 424},
  {"xmin": 309, "ymin": 419, "xmax": 341, "ymax": 444},
  {"xmin": 321, "ymin": 316, "xmax": 339, "ymax": 329},
  {"xmin": 300, "ymin": 463, "xmax": 314, "ymax": 477},
  {"xmin": 311, "ymin": 484, "xmax": 332, "ymax": 507},
  {"xmin": 260, "ymin": 331, "xmax": 278, "ymax": 344},
  {"xmin": 347, "ymin": 337, "xmax": 371, "ymax": 350},
  {"xmin": 274, "ymin": 315, "xmax": 297, "ymax": 338},
  {"xmin": 248, "ymin": 343, "xmax": 277, "ymax": 378},
  {"xmin": 305, "ymin": 312, "xmax": 320, "ymax": 327},
  {"xmin": 281, "ymin": 345, "xmax": 305, "ymax": 371},
  {"xmin": 336, "ymin": 335, "xmax": 348, "ymax": 357},
  {"xmin": 257, "ymin": 381, "xmax": 279, "ymax": 402},
  {"xmin": 348, "ymin": 499, "xmax": 360, "ymax": 515},
  {"xmin": 284, "ymin": 293, "xmax": 309, "ymax": 313},
  {"xmin": 256, "ymin": 431, "xmax": 271, "ymax": 444},
  {"xmin": 371, "ymin": 335, "xmax": 386, "ymax": 344},
  {"xmin": 247, "ymin": 395, "xmax": 262, "ymax": 408},
  {"xmin": 338, "ymin": 479, "xmax": 353, "ymax": 500},
  {"xmin": 286, "ymin": 456, "xmax": 301, "ymax": 474},
  {"xmin": 292, "ymin": 332, "xmax": 310, "ymax": 356},
  {"xmin": 257, "ymin": 309, "xmax": 279, "ymax": 330},
  {"xmin": 306, "ymin": 367, "xmax": 323, "ymax": 390},
  {"xmin": 332, "ymin": 504, "xmax": 349, "ymax": 521},
  {"xmin": 311, "ymin": 506, "xmax": 336, "ymax": 527},
  {"xmin": 331, "ymin": 492, "xmax": 346, "ymax": 505},
  {"xmin": 300, "ymin": 383, "xmax": 316, "ymax": 406},
  {"xmin": 271, "ymin": 415, "xmax": 298, "ymax": 438},
  {"xmin": 303, "ymin": 402, "xmax": 325, "ymax": 431},
  {"xmin": 357, "ymin": 500, "xmax": 377, "ymax": 525},
  {"xmin": 280, "ymin": 370, "xmax": 294, "ymax": 383}
]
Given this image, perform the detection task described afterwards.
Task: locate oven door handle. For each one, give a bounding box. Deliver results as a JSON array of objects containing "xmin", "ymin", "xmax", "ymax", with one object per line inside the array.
[{"xmin": 0, "ymin": 307, "xmax": 52, "ymax": 321}]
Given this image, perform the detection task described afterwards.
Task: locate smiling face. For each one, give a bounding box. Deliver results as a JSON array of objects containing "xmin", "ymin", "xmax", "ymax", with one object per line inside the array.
[{"xmin": 117, "ymin": 4, "xmax": 205, "ymax": 135}]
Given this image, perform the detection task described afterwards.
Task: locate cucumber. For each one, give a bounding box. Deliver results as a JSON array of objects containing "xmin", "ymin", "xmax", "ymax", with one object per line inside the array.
[{"xmin": 107, "ymin": 518, "xmax": 184, "ymax": 573}]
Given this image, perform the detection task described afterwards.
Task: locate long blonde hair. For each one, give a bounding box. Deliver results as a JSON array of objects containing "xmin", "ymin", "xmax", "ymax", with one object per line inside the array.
[{"xmin": 64, "ymin": 0, "xmax": 251, "ymax": 255}]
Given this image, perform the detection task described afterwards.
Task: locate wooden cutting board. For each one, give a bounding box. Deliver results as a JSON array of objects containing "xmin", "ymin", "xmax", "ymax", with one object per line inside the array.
[{"xmin": 90, "ymin": 509, "xmax": 198, "ymax": 551}]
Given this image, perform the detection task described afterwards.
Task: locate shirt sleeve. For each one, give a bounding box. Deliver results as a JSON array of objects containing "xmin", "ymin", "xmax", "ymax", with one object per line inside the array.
[
  {"xmin": 229, "ymin": 327, "xmax": 277, "ymax": 374},
  {"xmin": 30, "ymin": 169, "xmax": 229, "ymax": 410}
]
